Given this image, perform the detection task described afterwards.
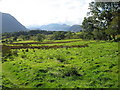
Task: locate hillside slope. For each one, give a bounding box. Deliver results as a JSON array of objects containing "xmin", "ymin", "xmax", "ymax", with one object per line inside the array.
[
  {"xmin": 68, "ymin": 25, "xmax": 82, "ymax": 32},
  {"xmin": 2, "ymin": 13, "xmax": 27, "ymax": 33}
]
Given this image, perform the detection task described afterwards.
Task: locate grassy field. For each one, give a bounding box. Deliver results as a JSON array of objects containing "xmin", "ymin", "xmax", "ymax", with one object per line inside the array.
[{"xmin": 2, "ymin": 39, "xmax": 119, "ymax": 88}]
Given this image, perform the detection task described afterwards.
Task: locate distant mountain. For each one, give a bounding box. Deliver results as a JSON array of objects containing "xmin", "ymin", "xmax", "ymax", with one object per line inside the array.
[
  {"xmin": 28, "ymin": 23, "xmax": 71, "ymax": 31},
  {"xmin": 28, "ymin": 24, "xmax": 82, "ymax": 32},
  {"xmin": 2, "ymin": 13, "xmax": 27, "ymax": 33},
  {"xmin": 68, "ymin": 25, "xmax": 82, "ymax": 32},
  {"xmin": 27, "ymin": 25, "xmax": 41, "ymax": 30},
  {"xmin": 40, "ymin": 24, "xmax": 70, "ymax": 31}
]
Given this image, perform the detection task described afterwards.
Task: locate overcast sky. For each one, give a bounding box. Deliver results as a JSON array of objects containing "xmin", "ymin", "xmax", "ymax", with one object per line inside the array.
[{"xmin": 0, "ymin": 0, "xmax": 93, "ymax": 27}]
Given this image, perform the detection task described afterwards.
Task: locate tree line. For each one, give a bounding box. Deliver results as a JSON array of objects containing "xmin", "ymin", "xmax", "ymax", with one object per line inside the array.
[{"xmin": 1, "ymin": 30, "xmax": 82, "ymax": 43}]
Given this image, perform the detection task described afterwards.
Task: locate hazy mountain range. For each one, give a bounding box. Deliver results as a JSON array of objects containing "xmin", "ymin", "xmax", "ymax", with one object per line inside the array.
[
  {"xmin": 28, "ymin": 24, "xmax": 70, "ymax": 31},
  {"xmin": 28, "ymin": 24, "xmax": 82, "ymax": 32},
  {"xmin": 1, "ymin": 12, "xmax": 82, "ymax": 33}
]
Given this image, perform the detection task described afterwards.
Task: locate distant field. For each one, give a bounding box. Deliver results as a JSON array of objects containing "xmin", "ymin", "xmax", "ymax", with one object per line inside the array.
[
  {"xmin": 2, "ymin": 39, "xmax": 119, "ymax": 88},
  {"xmin": 5, "ymin": 39, "xmax": 95, "ymax": 47},
  {"xmin": 12, "ymin": 39, "xmax": 82, "ymax": 43}
]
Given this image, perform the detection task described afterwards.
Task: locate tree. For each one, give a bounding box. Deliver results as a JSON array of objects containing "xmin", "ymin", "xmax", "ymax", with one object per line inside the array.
[
  {"xmin": 51, "ymin": 31, "xmax": 66, "ymax": 40},
  {"xmin": 92, "ymin": 29, "xmax": 108, "ymax": 40},
  {"xmin": 36, "ymin": 34, "xmax": 45, "ymax": 41},
  {"xmin": 105, "ymin": 16, "xmax": 119, "ymax": 40},
  {"xmin": 65, "ymin": 31, "xmax": 75, "ymax": 39},
  {"xmin": 81, "ymin": 2, "xmax": 119, "ymax": 40},
  {"xmin": 82, "ymin": 17, "xmax": 95, "ymax": 32},
  {"xmin": 19, "ymin": 35, "xmax": 30, "ymax": 40}
]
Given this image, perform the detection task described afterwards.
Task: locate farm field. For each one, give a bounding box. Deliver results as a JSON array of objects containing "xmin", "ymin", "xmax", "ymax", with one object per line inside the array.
[{"xmin": 2, "ymin": 39, "xmax": 119, "ymax": 88}]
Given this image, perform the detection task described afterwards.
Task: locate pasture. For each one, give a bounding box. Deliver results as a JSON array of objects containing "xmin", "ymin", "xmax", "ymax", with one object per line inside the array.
[{"xmin": 2, "ymin": 39, "xmax": 119, "ymax": 88}]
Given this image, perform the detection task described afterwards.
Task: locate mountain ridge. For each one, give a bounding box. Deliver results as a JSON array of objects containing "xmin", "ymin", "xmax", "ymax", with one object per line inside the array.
[
  {"xmin": 2, "ymin": 12, "xmax": 27, "ymax": 33},
  {"xmin": 27, "ymin": 24, "xmax": 82, "ymax": 32},
  {"xmin": 68, "ymin": 25, "xmax": 82, "ymax": 32},
  {"xmin": 27, "ymin": 23, "xmax": 71, "ymax": 31}
]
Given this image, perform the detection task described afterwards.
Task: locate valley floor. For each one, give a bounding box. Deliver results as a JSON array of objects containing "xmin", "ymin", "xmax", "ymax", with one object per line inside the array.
[{"xmin": 2, "ymin": 39, "xmax": 119, "ymax": 88}]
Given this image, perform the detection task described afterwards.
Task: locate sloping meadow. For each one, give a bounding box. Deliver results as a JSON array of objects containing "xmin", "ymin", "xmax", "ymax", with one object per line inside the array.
[{"xmin": 2, "ymin": 40, "xmax": 119, "ymax": 88}]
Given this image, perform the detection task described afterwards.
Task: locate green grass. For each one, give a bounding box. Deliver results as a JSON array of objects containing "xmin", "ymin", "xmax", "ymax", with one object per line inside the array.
[
  {"xmin": 13, "ymin": 40, "xmax": 38, "ymax": 43},
  {"xmin": 7, "ymin": 39, "xmax": 95, "ymax": 47},
  {"xmin": 2, "ymin": 40, "xmax": 119, "ymax": 88},
  {"xmin": 13, "ymin": 39, "xmax": 81, "ymax": 43},
  {"xmin": 0, "ymin": 61, "xmax": 2, "ymax": 88}
]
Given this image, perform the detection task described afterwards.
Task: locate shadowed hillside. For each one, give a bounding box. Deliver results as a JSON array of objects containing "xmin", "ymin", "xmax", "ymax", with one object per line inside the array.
[{"xmin": 2, "ymin": 13, "xmax": 27, "ymax": 33}]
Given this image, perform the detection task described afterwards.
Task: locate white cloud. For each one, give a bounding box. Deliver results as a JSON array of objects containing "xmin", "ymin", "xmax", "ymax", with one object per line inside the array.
[{"xmin": 0, "ymin": 0, "xmax": 92, "ymax": 26}]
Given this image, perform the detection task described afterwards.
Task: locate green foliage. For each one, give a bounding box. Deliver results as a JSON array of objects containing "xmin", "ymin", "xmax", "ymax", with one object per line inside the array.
[
  {"xmin": 105, "ymin": 16, "xmax": 120, "ymax": 41},
  {"xmin": 35, "ymin": 34, "xmax": 45, "ymax": 42},
  {"xmin": 92, "ymin": 29, "xmax": 108, "ymax": 40},
  {"xmin": 51, "ymin": 31, "xmax": 66, "ymax": 40},
  {"xmin": 78, "ymin": 32, "xmax": 94, "ymax": 40},
  {"xmin": 19, "ymin": 35, "xmax": 30, "ymax": 40},
  {"xmin": 81, "ymin": 2, "xmax": 120, "ymax": 41},
  {"xmin": 2, "ymin": 40, "xmax": 119, "ymax": 88},
  {"xmin": 65, "ymin": 31, "xmax": 75, "ymax": 39}
]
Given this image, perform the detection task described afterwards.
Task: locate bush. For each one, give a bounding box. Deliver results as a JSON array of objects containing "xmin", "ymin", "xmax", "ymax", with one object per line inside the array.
[{"xmin": 35, "ymin": 34, "xmax": 45, "ymax": 42}]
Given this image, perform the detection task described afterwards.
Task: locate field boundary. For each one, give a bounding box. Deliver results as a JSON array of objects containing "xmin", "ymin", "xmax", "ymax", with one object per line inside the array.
[{"xmin": 1, "ymin": 44, "xmax": 88, "ymax": 49}]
